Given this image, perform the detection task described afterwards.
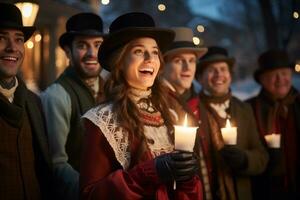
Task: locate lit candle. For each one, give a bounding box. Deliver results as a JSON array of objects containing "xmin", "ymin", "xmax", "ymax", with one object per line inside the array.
[
  {"xmin": 264, "ymin": 133, "xmax": 281, "ymax": 148},
  {"xmin": 174, "ymin": 114, "xmax": 198, "ymax": 152},
  {"xmin": 221, "ymin": 119, "xmax": 237, "ymax": 145}
]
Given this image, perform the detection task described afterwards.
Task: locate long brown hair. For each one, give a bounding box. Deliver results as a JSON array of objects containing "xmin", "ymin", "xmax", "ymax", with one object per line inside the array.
[{"xmin": 104, "ymin": 38, "xmax": 175, "ymax": 140}]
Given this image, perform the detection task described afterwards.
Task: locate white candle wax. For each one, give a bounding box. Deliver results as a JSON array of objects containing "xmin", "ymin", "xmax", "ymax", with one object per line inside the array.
[
  {"xmin": 221, "ymin": 119, "xmax": 237, "ymax": 145},
  {"xmin": 264, "ymin": 133, "xmax": 281, "ymax": 148},
  {"xmin": 174, "ymin": 114, "xmax": 198, "ymax": 152}
]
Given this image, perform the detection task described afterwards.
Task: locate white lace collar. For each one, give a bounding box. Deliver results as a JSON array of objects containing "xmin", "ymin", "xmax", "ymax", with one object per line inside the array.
[
  {"xmin": 82, "ymin": 103, "xmax": 175, "ymax": 169},
  {"xmin": 83, "ymin": 104, "xmax": 131, "ymax": 169}
]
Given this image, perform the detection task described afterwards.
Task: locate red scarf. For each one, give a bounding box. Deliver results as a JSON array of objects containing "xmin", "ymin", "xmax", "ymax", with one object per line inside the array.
[
  {"xmin": 188, "ymin": 91, "xmax": 237, "ymax": 200},
  {"xmin": 254, "ymin": 89, "xmax": 299, "ymax": 190}
]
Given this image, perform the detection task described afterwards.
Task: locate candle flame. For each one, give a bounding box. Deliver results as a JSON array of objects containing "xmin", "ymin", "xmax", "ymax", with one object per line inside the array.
[
  {"xmin": 184, "ymin": 114, "xmax": 188, "ymax": 127},
  {"xmin": 225, "ymin": 119, "xmax": 232, "ymax": 128}
]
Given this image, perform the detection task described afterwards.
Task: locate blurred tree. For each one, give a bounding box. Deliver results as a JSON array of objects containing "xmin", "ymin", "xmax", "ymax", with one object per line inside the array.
[
  {"xmin": 216, "ymin": 0, "xmax": 300, "ymax": 78},
  {"xmin": 258, "ymin": 0, "xmax": 299, "ymax": 49},
  {"xmin": 101, "ymin": 0, "xmax": 194, "ymax": 28},
  {"xmin": 99, "ymin": 0, "xmax": 300, "ymax": 80}
]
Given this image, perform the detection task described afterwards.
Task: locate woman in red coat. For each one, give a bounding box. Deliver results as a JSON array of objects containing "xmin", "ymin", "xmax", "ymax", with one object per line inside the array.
[{"xmin": 79, "ymin": 12, "xmax": 203, "ymax": 200}]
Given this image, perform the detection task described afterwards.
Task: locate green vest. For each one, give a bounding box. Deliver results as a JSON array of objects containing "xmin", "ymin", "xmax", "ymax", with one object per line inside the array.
[{"xmin": 56, "ymin": 67, "xmax": 96, "ymax": 171}]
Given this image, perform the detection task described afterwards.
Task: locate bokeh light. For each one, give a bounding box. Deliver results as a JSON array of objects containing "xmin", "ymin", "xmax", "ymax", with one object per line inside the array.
[
  {"xmin": 193, "ymin": 37, "xmax": 200, "ymax": 45},
  {"xmin": 158, "ymin": 4, "xmax": 166, "ymax": 12},
  {"xmin": 26, "ymin": 40, "xmax": 34, "ymax": 49},
  {"xmin": 197, "ymin": 25, "xmax": 205, "ymax": 33},
  {"xmin": 101, "ymin": 0, "xmax": 110, "ymax": 5}
]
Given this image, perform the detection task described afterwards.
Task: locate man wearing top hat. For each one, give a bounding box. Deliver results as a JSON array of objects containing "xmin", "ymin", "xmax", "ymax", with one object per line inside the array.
[
  {"xmin": 40, "ymin": 13, "xmax": 106, "ymax": 200},
  {"xmin": 187, "ymin": 46, "xmax": 268, "ymax": 200},
  {"xmin": 247, "ymin": 49, "xmax": 300, "ymax": 200},
  {"xmin": 0, "ymin": 3, "xmax": 53, "ymax": 200}
]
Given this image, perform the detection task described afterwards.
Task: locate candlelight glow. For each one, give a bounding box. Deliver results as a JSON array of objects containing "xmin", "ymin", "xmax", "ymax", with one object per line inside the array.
[
  {"xmin": 265, "ymin": 133, "xmax": 281, "ymax": 148},
  {"xmin": 174, "ymin": 113, "xmax": 197, "ymax": 152},
  {"xmin": 183, "ymin": 114, "xmax": 188, "ymax": 127},
  {"xmin": 221, "ymin": 119, "xmax": 237, "ymax": 145},
  {"xmin": 225, "ymin": 119, "xmax": 231, "ymax": 128}
]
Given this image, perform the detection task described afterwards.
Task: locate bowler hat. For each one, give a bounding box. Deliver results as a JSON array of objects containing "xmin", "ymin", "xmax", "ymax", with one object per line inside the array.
[
  {"xmin": 164, "ymin": 27, "xmax": 207, "ymax": 59},
  {"xmin": 0, "ymin": 3, "xmax": 36, "ymax": 42},
  {"xmin": 196, "ymin": 46, "xmax": 235, "ymax": 75},
  {"xmin": 254, "ymin": 49, "xmax": 294, "ymax": 83},
  {"xmin": 59, "ymin": 13, "xmax": 105, "ymax": 48},
  {"xmin": 98, "ymin": 12, "xmax": 175, "ymax": 71}
]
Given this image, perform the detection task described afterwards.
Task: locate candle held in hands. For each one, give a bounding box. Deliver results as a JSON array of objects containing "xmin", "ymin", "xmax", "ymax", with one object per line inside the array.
[
  {"xmin": 174, "ymin": 114, "xmax": 198, "ymax": 152},
  {"xmin": 264, "ymin": 133, "xmax": 281, "ymax": 148},
  {"xmin": 221, "ymin": 119, "xmax": 237, "ymax": 145}
]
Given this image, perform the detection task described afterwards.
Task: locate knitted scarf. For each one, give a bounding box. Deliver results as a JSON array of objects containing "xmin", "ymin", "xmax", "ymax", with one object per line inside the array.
[
  {"xmin": 199, "ymin": 90, "xmax": 237, "ymax": 200},
  {"xmin": 83, "ymin": 76, "xmax": 105, "ymax": 103}
]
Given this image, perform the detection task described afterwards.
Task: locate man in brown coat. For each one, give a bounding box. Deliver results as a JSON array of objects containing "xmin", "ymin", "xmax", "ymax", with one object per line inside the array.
[
  {"xmin": 0, "ymin": 3, "xmax": 53, "ymax": 200},
  {"xmin": 247, "ymin": 49, "xmax": 300, "ymax": 200},
  {"xmin": 188, "ymin": 46, "xmax": 268, "ymax": 200}
]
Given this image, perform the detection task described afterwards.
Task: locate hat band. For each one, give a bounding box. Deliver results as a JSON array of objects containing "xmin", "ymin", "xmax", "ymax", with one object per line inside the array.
[
  {"xmin": 0, "ymin": 21, "xmax": 24, "ymax": 29},
  {"xmin": 259, "ymin": 60, "xmax": 291, "ymax": 69},
  {"xmin": 169, "ymin": 41, "xmax": 196, "ymax": 49},
  {"xmin": 202, "ymin": 54, "xmax": 230, "ymax": 60},
  {"xmin": 68, "ymin": 29, "xmax": 104, "ymax": 35}
]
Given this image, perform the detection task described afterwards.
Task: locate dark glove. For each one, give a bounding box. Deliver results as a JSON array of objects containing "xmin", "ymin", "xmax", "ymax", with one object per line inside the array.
[
  {"xmin": 155, "ymin": 151, "xmax": 198, "ymax": 183},
  {"xmin": 267, "ymin": 148, "xmax": 284, "ymax": 176},
  {"xmin": 219, "ymin": 145, "xmax": 248, "ymax": 170}
]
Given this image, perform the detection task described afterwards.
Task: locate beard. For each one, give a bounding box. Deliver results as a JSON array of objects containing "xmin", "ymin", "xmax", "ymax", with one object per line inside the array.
[{"xmin": 71, "ymin": 58, "xmax": 101, "ymax": 79}]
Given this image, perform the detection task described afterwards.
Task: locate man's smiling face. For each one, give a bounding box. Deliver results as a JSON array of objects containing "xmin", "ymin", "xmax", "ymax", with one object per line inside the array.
[{"xmin": 0, "ymin": 29, "xmax": 25, "ymax": 82}]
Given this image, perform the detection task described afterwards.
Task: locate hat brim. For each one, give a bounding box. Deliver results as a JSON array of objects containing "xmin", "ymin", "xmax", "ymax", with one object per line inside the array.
[
  {"xmin": 253, "ymin": 64, "xmax": 295, "ymax": 83},
  {"xmin": 99, "ymin": 27, "xmax": 175, "ymax": 71},
  {"xmin": 59, "ymin": 30, "xmax": 107, "ymax": 48},
  {"xmin": 198, "ymin": 57, "xmax": 235, "ymax": 69},
  {"xmin": 0, "ymin": 23, "xmax": 35, "ymax": 42},
  {"xmin": 21, "ymin": 27, "xmax": 35, "ymax": 42},
  {"xmin": 164, "ymin": 47, "xmax": 208, "ymax": 59}
]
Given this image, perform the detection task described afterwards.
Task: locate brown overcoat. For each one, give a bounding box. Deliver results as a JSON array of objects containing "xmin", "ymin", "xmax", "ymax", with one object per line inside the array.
[
  {"xmin": 0, "ymin": 77, "xmax": 53, "ymax": 200},
  {"xmin": 188, "ymin": 95, "xmax": 269, "ymax": 200}
]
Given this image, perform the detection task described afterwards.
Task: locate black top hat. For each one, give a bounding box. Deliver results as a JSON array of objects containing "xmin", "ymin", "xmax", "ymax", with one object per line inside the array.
[
  {"xmin": 59, "ymin": 13, "xmax": 105, "ymax": 48},
  {"xmin": 254, "ymin": 49, "xmax": 294, "ymax": 83},
  {"xmin": 164, "ymin": 27, "xmax": 207, "ymax": 59},
  {"xmin": 197, "ymin": 46, "xmax": 235, "ymax": 75},
  {"xmin": 98, "ymin": 12, "xmax": 175, "ymax": 71},
  {"xmin": 0, "ymin": 3, "xmax": 36, "ymax": 42}
]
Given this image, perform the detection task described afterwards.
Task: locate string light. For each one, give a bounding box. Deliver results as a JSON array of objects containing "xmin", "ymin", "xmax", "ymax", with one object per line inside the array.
[
  {"xmin": 26, "ymin": 40, "xmax": 34, "ymax": 49},
  {"xmin": 101, "ymin": 0, "xmax": 110, "ymax": 5},
  {"xmin": 293, "ymin": 11, "xmax": 299, "ymax": 19},
  {"xmin": 158, "ymin": 4, "xmax": 166, "ymax": 12},
  {"xmin": 35, "ymin": 34, "xmax": 42, "ymax": 42},
  {"xmin": 193, "ymin": 37, "xmax": 200, "ymax": 45},
  {"xmin": 295, "ymin": 64, "xmax": 300, "ymax": 72},
  {"xmin": 197, "ymin": 25, "xmax": 205, "ymax": 33}
]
